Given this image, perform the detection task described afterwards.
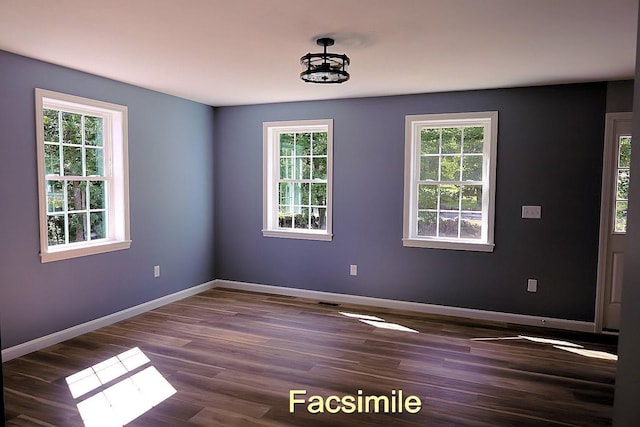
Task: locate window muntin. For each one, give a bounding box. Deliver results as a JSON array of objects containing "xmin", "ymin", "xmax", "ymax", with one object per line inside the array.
[
  {"xmin": 36, "ymin": 89, "xmax": 131, "ymax": 262},
  {"xmin": 43, "ymin": 109, "xmax": 108, "ymax": 246},
  {"xmin": 263, "ymin": 120, "xmax": 333, "ymax": 240},
  {"xmin": 614, "ymin": 135, "xmax": 631, "ymax": 233},
  {"xmin": 404, "ymin": 112, "xmax": 497, "ymax": 251},
  {"xmin": 278, "ymin": 131, "xmax": 328, "ymax": 230}
]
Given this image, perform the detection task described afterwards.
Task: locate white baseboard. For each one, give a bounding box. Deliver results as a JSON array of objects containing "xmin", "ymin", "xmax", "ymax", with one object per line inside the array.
[
  {"xmin": 1, "ymin": 281, "xmax": 216, "ymax": 362},
  {"xmin": 2, "ymin": 278, "xmax": 596, "ymax": 362},
  {"xmin": 214, "ymin": 279, "xmax": 596, "ymax": 333}
]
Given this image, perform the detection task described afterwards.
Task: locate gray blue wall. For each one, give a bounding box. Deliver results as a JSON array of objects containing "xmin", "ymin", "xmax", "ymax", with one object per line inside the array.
[
  {"xmin": 607, "ymin": 80, "xmax": 634, "ymax": 112},
  {"xmin": 215, "ymin": 84, "xmax": 608, "ymax": 322},
  {"xmin": 0, "ymin": 50, "xmax": 216, "ymax": 348}
]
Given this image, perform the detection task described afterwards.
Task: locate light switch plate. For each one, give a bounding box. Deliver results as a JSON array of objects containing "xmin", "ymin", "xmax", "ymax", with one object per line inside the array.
[
  {"xmin": 527, "ymin": 279, "xmax": 538, "ymax": 292},
  {"xmin": 522, "ymin": 205, "xmax": 541, "ymax": 219}
]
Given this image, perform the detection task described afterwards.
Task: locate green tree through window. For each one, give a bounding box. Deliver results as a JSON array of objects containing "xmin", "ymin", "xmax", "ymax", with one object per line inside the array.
[{"xmin": 43, "ymin": 109, "xmax": 107, "ymax": 246}]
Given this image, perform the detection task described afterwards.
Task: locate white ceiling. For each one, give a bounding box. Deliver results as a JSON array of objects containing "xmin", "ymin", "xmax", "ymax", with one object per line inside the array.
[{"xmin": 1, "ymin": 0, "xmax": 637, "ymax": 106}]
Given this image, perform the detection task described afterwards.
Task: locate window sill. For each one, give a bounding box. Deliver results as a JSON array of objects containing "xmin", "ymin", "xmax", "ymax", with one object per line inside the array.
[
  {"xmin": 262, "ymin": 229, "xmax": 333, "ymax": 241},
  {"xmin": 402, "ymin": 238, "xmax": 494, "ymax": 252},
  {"xmin": 40, "ymin": 240, "xmax": 132, "ymax": 263}
]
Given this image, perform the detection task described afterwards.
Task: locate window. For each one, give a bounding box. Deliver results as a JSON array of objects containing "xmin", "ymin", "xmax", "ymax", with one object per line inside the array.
[
  {"xmin": 36, "ymin": 89, "xmax": 131, "ymax": 262},
  {"xmin": 263, "ymin": 119, "xmax": 333, "ymax": 241},
  {"xmin": 614, "ymin": 134, "xmax": 631, "ymax": 233},
  {"xmin": 403, "ymin": 111, "xmax": 498, "ymax": 252}
]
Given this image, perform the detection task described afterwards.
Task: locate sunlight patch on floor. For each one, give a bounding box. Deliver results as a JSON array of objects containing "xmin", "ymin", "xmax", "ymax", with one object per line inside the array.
[
  {"xmin": 340, "ymin": 311, "xmax": 419, "ymax": 333},
  {"xmin": 518, "ymin": 335, "xmax": 583, "ymax": 348},
  {"xmin": 359, "ymin": 319, "xmax": 419, "ymax": 333},
  {"xmin": 471, "ymin": 335, "xmax": 616, "ymax": 361},
  {"xmin": 471, "ymin": 335, "xmax": 582, "ymax": 348},
  {"xmin": 66, "ymin": 347, "xmax": 151, "ymax": 399},
  {"xmin": 66, "ymin": 347, "xmax": 176, "ymax": 427},
  {"xmin": 554, "ymin": 346, "xmax": 618, "ymax": 361},
  {"xmin": 339, "ymin": 312, "xmax": 385, "ymax": 321}
]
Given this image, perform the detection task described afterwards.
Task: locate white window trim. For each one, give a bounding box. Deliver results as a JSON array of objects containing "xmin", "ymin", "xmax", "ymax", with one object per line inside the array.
[
  {"xmin": 35, "ymin": 88, "xmax": 131, "ymax": 262},
  {"xmin": 263, "ymin": 119, "xmax": 333, "ymax": 241},
  {"xmin": 403, "ymin": 111, "xmax": 498, "ymax": 252}
]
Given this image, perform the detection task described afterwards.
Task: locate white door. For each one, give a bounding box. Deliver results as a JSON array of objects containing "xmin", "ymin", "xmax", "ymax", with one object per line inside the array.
[{"xmin": 597, "ymin": 112, "xmax": 632, "ymax": 331}]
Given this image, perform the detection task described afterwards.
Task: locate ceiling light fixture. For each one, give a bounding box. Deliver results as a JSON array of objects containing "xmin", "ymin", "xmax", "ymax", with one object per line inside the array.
[{"xmin": 300, "ymin": 37, "xmax": 350, "ymax": 84}]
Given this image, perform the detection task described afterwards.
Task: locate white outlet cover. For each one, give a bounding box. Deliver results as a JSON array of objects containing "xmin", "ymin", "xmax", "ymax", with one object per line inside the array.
[
  {"xmin": 527, "ymin": 279, "xmax": 537, "ymax": 292},
  {"xmin": 522, "ymin": 205, "xmax": 542, "ymax": 219},
  {"xmin": 350, "ymin": 265, "xmax": 357, "ymax": 276}
]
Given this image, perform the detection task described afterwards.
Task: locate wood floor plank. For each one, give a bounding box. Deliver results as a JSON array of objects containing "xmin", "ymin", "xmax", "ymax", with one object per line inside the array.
[{"xmin": 2, "ymin": 288, "xmax": 617, "ymax": 426}]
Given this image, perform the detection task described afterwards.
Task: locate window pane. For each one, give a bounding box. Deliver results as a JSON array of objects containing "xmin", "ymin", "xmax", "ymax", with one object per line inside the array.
[
  {"xmin": 90, "ymin": 181, "xmax": 106, "ymax": 209},
  {"xmin": 278, "ymin": 206, "xmax": 293, "ymax": 228},
  {"xmin": 280, "ymin": 133, "xmax": 294, "ymax": 156},
  {"xmin": 86, "ymin": 147, "xmax": 104, "ymax": 176},
  {"xmin": 47, "ymin": 215, "xmax": 65, "ymax": 246},
  {"xmin": 418, "ymin": 184, "xmax": 437, "ymax": 209},
  {"xmin": 619, "ymin": 136, "xmax": 631, "ymax": 168},
  {"xmin": 90, "ymin": 212, "xmax": 106, "ymax": 239},
  {"xmin": 441, "ymin": 128, "xmax": 462, "ymax": 154},
  {"xmin": 439, "ymin": 185, "xmax": 460, "ymax": 210},
  {"xmin": 280, "ymin": 158, "xmax": 293, "ymax": 179},
  {"xmin": 45, "ymin": 144, "xmax": 60, "ymax": 175},
  {"xmin": 63, "ymin": 146, "xmax": 83, "ymax": 176},
  {"xmin": 420, "ymin": 156, "xmax": 439, "ymax": 180},
  {"xmin": 462, "ymin": 155, "xmax": 482, "ymax": 181},
  {"xmin": 460, "ymin": 212, "xmax": 482, "ymax": 239},
  {"xmin": 84, "ymin": 116, "xmax": 103, "ymax": 147},
  {"xmin": 62, "ymin": 112, "xmax": 82, "ymax": 144},
  {"xmin": 463, "ymin": 127, "xmax": 484, "ymax": 153},
  {"xmin": 43, "ymin": 109, "xmax": 59, "ymax": 142},
  {"xmin": 421, "ymin": 128, "xmax": 440, "ymax": 154},
  {"xmin": 440, "ymin": 156, "xmax": 461, "ymax": 181},
  {"xmin": 67, "ymin": 181, "xmax": 87, "ymax": 211},
  {"xmin": 295, "ymin": 157, "xmax": 311, "ymax": 179},
  {"xmin": 310, "ymin": 183, "xmax": 326, "ymax": 205},
  {"xmin": 417, "ymin": 211, "xmax": 437, "ymax": 236},
  {"xmin": 311, "ymin": 207, "xmax": 327, "ymax": 230},
  {"xmin": 47, "ymin": 180, "xmax": 64, "ymax": 212},
  {"xmin": 294, "ymin": 207, "xmax": 310, "ymax": 229},
  {"xmin": 312, "ymin": 133, "xmax": 327, "ymax": 155},
  {"xmin": 296, "ymin": 133, "xmax": 311, "ymax": 155},
  {"xmin": 279, "ymin": 182, "xmax": 291, "ymax": 205},
  {"xmin": 615, "ymin": 201, "xmax": 628, "ymax": 233},
  {"xmin": 68, "ymin": 213, "xmax": 88, "ymax": 243},
  {"xmin": 294, "ymin": 183, "xmax": 309, "ymax": 205},
  {"xmin": 617, "ymin": 170, "xmax": 630, "ymax": 200},
  {"xmin": 461, "ymin": 185, "xmax": 482, "ymax": 211},
  {"xmin": 439, "ymin": 212, "xmax": 459, "ymax": 237},
  {"xmin": 313, "ymin": 157, "xmax": 327, "ymax": 180}
]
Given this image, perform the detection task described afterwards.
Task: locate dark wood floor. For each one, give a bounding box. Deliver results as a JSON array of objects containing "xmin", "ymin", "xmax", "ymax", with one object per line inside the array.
[{"xmin": 2, "ymin": 288, "xmax": 617, "ymax": 426}]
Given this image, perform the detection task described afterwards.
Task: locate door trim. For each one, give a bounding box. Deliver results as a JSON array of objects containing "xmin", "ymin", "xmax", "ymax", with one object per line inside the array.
[{"xmin": 595, "ymin": 112, "xmax": 632, "ymax": 332}]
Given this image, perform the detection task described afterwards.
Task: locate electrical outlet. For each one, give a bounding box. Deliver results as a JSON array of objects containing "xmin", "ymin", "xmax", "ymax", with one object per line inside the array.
[
  {"xmin": 522, "ymin": 205, "xmax": 542, "ymax": 219},
  {"xmin": 154, "ymin": 265, "xmax": 160, "ymax": 278},
  {"xmin": 350, "ymin": 264, "xmax": 358, "ymax": 276},
  {"xmin": 527, "ymin": 278, "xmax": 537, "ymax": 292}
]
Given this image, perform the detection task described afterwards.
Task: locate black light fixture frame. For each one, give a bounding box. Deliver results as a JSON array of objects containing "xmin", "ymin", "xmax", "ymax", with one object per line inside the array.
[{"xmin": 300, "ymin": 37, "xmax": 350, "ymax": 84}]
